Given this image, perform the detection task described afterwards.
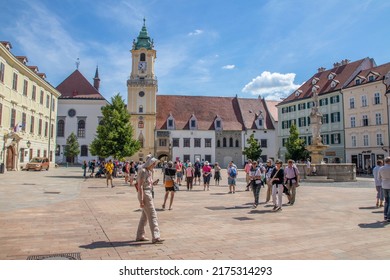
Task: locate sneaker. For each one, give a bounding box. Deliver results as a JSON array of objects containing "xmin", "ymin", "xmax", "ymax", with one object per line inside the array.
[
  {"xmin": 287, "ymin": 202, "xmax": 291, "ymax": 205},
  {"xmin": 272, "ymin": 205, "xmax": 278, "ymax": 211},
  {"xmin": 276, "ymin": 207, "xmax": 282, "ymax": 212},
  {"xmin": 252, "ymin": 204, "xmax": 258, "ymax": 209}
]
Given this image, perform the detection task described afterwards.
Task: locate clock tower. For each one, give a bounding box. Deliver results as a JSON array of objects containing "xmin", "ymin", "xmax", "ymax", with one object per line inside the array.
[{"xmin": 127, "ymin": 19, "xmax": 157, "ymax": 161}]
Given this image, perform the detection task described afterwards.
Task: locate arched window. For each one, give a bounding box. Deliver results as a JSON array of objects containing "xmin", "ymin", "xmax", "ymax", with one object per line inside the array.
[
  {"xmin": 223, "ymin": 137, "xmax": 227, "ymax": 147},
  {"xmin": 138, "ymin": 120, "xmax": 144, "ymax": 128},
  {"xmin": 57, "ymin": 119, "xmax": 65, "ymax": 137},
  {"xmin": 235, "ymin": 140, "xmax": 239, "ymax": 147},
  {"xmin": 140, "ymin": 53, "xmax": 146, "ymax": 61},
  {"xmin": 229, "ymin": 137, "xmax": 233, "ymax": 147},
  {"xmin": 217, "ymin": 139, "xmax": 221, "ymax": 148},
  {"xmin": 77, "ymin": 120, "xmax": 85, "ymax": 138},
  {"xmin": 80, "ymin": 145, "xmax": 88, "ymax": 157},
  {"xmin": 139, "ymin": 105, "xmax": 143, "ymax": 113}
]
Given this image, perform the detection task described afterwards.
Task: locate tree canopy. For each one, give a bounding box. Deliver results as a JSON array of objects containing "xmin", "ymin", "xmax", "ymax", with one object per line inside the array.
[
  {"xmin": 90, "ymin": 93, "xmax": 140, "ymax": 160},
  {"xmin": 64, "ymin": 132, "xmax": 80, "ymax": 163},
  {"xmin": 285, "ymin": 123, "xmax": 310, "ymax": 162},
  {"xmin": 243, "ymin": 133, "xmax": 262, "ymax": 161}
]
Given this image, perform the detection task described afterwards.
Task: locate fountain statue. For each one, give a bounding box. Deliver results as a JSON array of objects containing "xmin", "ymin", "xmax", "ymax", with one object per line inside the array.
[{"xmin": 305, "ymin": 85, "xmax": 328, "ymax": 164}]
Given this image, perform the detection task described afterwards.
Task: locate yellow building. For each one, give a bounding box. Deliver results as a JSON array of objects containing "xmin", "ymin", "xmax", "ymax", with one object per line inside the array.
[
  {"xmin": 0, "ymin": 41, "xmax": 60, "ymax": 172},
  {"xmin": 127, "ymin": 20, "xmax": 157, "ymax": 162}
]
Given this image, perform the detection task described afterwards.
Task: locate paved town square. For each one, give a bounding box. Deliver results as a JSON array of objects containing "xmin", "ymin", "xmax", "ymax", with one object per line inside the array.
[{"xmin": 0, "ymin": 166, "xmax": 388, "ymax": 260}]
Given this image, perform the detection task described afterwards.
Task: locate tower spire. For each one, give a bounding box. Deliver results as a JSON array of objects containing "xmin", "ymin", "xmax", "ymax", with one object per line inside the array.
[
  {"xmin": 93, "ymin": 65, "xmax": 100, "ymax": 91},
  {"xmin": 133, "ymin": 18, "xmax": 154, "ymax": 50}
]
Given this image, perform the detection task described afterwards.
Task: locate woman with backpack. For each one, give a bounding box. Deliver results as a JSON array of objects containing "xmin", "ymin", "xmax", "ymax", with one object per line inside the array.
[{"xmin": 227, "ymin": 161, "xmax": 237, "ymax": 193}]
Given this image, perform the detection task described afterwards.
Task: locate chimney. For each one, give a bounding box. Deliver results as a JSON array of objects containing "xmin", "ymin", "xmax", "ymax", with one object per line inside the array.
[{"xmin": 317, "ymin": 67, "xmax": 326, "ymax": 73}]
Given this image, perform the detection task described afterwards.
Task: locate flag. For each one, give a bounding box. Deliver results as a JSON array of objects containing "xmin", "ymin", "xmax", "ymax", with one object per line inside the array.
[{"xmin": 13, "ymin": 122, "xmax": 23, "ymax": 132}]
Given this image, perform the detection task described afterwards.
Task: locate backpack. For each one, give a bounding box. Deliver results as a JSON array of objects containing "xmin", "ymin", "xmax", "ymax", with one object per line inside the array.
[
  {"xmin": 122, "ymin": 165, "xmax": 126, "ymax": 172},
  {"xmin": 230, "ymin": 167, "xmax": 237, "ymax": 178}
]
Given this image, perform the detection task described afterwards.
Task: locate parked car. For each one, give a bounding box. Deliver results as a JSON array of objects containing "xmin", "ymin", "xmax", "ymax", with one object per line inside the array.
[{"xmin": 25, "ymin": 157, "xmax": 50, "ymax": 171}]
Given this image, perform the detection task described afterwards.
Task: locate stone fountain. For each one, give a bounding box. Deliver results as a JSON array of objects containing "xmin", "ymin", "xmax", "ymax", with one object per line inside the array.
[{"xmin": 301, "ymin": 85, "xmax": 356, "ymax": 182}]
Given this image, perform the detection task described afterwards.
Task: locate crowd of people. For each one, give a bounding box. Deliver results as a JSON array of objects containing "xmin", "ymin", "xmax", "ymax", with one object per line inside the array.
[
  {"xmin": 79, "ymin": 154, "xmax": 390, "ymax": 245},
  {"xmin": 81, "ymin": 155, "xmax": 305, "ymax": 244}
]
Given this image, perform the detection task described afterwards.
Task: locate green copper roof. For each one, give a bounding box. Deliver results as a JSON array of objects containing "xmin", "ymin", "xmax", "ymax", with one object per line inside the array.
[{"xmin": 134, "ymin": 18, "xmax": 154, "ymax": 50}]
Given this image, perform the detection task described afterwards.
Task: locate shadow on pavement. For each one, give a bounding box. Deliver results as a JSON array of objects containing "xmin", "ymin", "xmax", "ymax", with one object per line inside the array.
[
  {"xmin": 359, "ymin": 206, "xmax": 378, "ymax": 210},
  {"xmin": 79, "ymin": 240, "xmax": 151, "ymax": 249},
  {"xmin": 358, "ymin": 221, "xmax": 389, "ymax": 229}
]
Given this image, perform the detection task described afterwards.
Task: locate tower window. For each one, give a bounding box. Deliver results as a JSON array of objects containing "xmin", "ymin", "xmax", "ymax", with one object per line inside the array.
[
  {"xmin": 140, "ymin": 53, "xmax": 146, "ymax": 61},
  {"xmin": 139, "ymin": 105, "xmax": 143, "ymax": 113}
]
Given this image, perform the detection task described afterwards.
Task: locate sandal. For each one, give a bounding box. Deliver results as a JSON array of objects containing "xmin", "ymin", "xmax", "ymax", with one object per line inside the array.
[{"xmin": 152, "ymin": 238, "xmax": 164, "ymax": 244}]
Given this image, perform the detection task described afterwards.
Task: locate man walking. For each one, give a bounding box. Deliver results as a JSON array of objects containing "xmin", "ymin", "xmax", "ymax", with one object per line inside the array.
[
  {"xmin": 373, "ymin": 160, "xmax": 384, "ymax": 207},
  {"xmin": 378, "ymin": 156, "xmax": 390, "ymax": 222},
  {"xmin": 265, "ymin": 159, "xmax": 274, "ymax": 203}
]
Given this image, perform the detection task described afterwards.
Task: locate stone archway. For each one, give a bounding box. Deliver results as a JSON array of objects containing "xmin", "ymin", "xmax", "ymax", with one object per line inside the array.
[{"xmin": 6, "ymin": 145, "xmax": 16, "ymax": 171}]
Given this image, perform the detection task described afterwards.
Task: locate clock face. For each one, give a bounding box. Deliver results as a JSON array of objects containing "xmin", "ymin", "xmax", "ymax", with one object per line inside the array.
[{"xmin": 138, "ymin": 61, "xmax": 147, "ymax": 72}]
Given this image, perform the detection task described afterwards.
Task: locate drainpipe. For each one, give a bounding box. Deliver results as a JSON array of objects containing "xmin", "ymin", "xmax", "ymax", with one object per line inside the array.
[
  {"xmin": 381, "ymin": 77, "xmax": 390, "ymax": 156},
  {"xmin": 340, "ymin": 89, "xmax": 347, "ymax": 163}
]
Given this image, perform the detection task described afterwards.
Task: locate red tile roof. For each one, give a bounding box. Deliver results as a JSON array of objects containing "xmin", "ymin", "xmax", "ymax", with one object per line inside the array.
[
  {"xmin": 278, "ymin": 57, "xmax": 375, "ymax": 105},
  {"xmin": 156, "ymin": 95, "xmax": 278, "ymax": 131},
  {"xmin": 237, "ymin": 98, "xmax": 276, "ymax": 130},
  {"xmin": 56, "ymin": 69, "xmax": 105, "ymax": 100},
  {"xmin": 344, "ymin": 62, "xmax": 390, "ymax": 88}
]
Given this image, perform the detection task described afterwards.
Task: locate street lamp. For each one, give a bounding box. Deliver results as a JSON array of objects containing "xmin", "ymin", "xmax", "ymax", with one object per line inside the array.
[{"xmin": 26, "ymin": 140, "xmax": 31, "ymax": 149}]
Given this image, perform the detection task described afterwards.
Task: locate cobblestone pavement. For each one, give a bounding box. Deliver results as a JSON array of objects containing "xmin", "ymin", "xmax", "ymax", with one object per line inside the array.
[{"xmin": 0, "ymin": 166, "xmax": 388, "ymax": 260}]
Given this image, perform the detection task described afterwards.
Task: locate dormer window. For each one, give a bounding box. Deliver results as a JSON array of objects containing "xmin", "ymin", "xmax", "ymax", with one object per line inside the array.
[
  {"xmin": 295, "ymin": 90, "xmax": 302, "ymax": 97},
  {"xmin": 328, "ymin": 72, "xmax": 336, "ymax": 80},
  {"xmin": 311, "ymin": 78, "xmax": 319, "ymax": 85},
  {"xmin": 355, "ymin": 78, "xmax": 361, "ymax": 85},
  {"xmin": 214, "ymin": 116, "xmax": 223, "ymax": 131},
  {"xmin": 189, "ymin": 115, "xmax": 198, "ymax": 130},
  {"xmin": 368, "ymin": 75, "xmax": 375, "ymax": 82},
  {"xmin": 331, "ymin": 80, "xmax": 339, "ymax": 88},
  {"xmin": 255, "ymin": 113, "xmax": 264, "ymax": 129},
  {"xmin": 167, "ymin": 113, "xmax": 175, "ymax": 130}
]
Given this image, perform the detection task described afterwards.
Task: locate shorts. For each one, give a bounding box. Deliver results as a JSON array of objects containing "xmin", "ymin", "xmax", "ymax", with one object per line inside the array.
[
  {"xmin": 203, "ymin": 175, "xmax": 211, "ymax": 184},
  {"xmin": 165, "ymin": 180, "xmax": 174, "ymax": 187},
  {"xmin": 165, "ymin": 187, "xmax": 175, "ymax": 192},
  {"xmin": 228, "ymin": 177, "xmax": 236, "ymax": 185},
  {"xmin": 106, "ymin": 173, "xmax": 112, "ymax": 180},
  {"xmin": 176, "ymin": 172, "xmax": 183, "ymax": 178},
  {"xmin": 194, "ymin": 170, "xmax": 201, "ymax": 178}
]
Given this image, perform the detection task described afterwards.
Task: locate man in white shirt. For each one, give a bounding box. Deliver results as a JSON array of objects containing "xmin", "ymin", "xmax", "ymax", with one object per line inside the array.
[{"xmin": 378, "ymin": 156, "xmax": 390, "ymax": 222}]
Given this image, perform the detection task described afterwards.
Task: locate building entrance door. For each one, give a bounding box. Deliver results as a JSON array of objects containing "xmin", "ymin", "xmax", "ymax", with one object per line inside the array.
[{"xmin": 6, "ymin": 146, "xmax": 15, "ymax": 171}]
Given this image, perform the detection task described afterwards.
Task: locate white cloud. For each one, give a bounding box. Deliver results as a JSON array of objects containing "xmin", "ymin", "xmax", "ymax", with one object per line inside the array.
[
  {"xmin": 222, "ymin": 64, "xmax": 235, "ymax": 70},
  {"xmin": 242, "ymin": 71, "xmax": 300, "ymax": 100},
  {"xmin": 188, "ymin": 29, "xmax": 204, "ymax": 36}
]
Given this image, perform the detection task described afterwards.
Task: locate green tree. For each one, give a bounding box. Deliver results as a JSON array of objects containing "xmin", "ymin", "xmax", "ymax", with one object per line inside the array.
[
  {"xmin": 243, "ymin": 133, "xmax": 262, "ymax": 161},
  {"xmin": 285, "ymin": 123, "xmax": 309, "ymax": 161},
  {"xmin": 90, "ymin": 93, "xmax": 140, "ymax": 160},
  {"xmin": 64, "ymin": 132, "xmax": 80, "ymax": 164}
]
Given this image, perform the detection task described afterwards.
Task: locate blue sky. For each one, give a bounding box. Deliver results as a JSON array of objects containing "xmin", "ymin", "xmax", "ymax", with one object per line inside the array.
[{"xmin": 1, "ymin": 0, "xmax": 389, "ymax": 102}]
